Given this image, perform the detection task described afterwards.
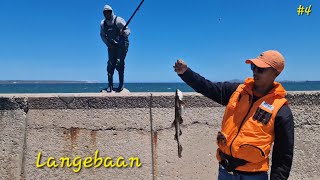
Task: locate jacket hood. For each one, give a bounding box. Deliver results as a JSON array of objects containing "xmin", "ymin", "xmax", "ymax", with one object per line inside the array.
[
  {"xmin": 103, "ymin": 5, "xmax": 113, "ymax": 11},
  {"xmin": 103, "ymin": 4, "xmax": 115, "ymax": 19}
]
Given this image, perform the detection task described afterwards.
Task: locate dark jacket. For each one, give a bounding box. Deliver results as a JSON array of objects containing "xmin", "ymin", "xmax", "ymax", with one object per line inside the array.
[{"xmin": 179, "ymin": 68, "xmax": 294, "ymax": 180}]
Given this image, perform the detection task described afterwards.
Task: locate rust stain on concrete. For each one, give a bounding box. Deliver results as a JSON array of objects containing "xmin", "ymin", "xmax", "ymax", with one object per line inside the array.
[
  {"xmin": 69, "ymin": 127, "xmax": 80, "ymax": 150},
  {"xmin": 90, "ymin": 130, "xmax": 97, "ymax": 151}
]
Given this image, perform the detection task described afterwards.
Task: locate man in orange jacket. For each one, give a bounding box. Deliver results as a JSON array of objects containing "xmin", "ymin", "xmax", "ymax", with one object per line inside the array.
[{"xmin": 173, "ymin": 50, "xmax": 294, "ymax": 180}]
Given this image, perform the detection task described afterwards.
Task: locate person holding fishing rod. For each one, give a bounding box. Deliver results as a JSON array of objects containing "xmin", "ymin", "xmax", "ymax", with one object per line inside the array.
[
  {"xmin": 100, "ymin": 5, "xmax": 130, "ymax": 92},
  {"xmin": 100, "ymin": 4, "xmax": 130, "ymax": 92},
  {"xmin": 100, "ymin": 1, "xmax": 144, "ymax": 92},
  {"xmin": 174, "ymin": 50, "xmax": 294, "ymax": 180}
]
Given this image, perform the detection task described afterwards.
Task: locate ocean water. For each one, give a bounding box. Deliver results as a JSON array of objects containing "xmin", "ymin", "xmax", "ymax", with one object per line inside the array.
[{"xmin": 0, "ymin": 82, "xmax": 320, "ymax": 94}]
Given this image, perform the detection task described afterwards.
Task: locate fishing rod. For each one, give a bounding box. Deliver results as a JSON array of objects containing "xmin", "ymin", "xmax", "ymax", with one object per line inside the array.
[{"xmin": 121, "ymin": 0, "xmax": 145, "ymax": 32}]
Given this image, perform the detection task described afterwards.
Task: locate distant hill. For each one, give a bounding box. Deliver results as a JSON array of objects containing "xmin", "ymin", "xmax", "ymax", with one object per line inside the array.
[
  {"xmin": 0, "ymin": 80, "xmax": 98, "ymax": 84},
  {"xmin": 0, "ymin": 80, "xmax": 319, "ymax": 84},
  {"xmin": 228, "ymin": 79, "xmax": 243, "ymax": 83},
  {"xmin": 280, "ymin": 80, "xmax": 320, "ymax": 83},
  {"xmin": 216, "ymin": 79, "xmax": 320, "ymax": 83}
]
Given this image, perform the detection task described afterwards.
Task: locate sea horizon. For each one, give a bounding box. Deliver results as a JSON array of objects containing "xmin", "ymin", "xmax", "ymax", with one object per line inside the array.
[
  {"xmin": 1, "ymin": 81, "xmax": 320, "ymax": 93},
  {"xmin": 1, "ymin": 79, "xmax": 320, "ymax": 84}
]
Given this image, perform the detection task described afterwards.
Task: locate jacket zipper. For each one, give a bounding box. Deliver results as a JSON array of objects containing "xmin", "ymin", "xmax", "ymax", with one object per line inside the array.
[{"xmin": 229, "ymin": 95, "xmax": 253, "ymax": 157}]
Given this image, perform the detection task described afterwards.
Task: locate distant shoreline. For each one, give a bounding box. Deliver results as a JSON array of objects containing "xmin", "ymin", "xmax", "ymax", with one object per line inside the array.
[
  {"xmin": 0, "ymin": 80, "xmax": 98, "ymax": 84},
  {"xmin": 0, "ymin": 80, "xmax": 320, "ymax": 84}
]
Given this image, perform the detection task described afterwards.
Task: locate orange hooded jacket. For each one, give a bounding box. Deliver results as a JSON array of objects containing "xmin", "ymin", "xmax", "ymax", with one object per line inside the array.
[{"xmin": 216, "ymin": 78, "xmax": 288, "ymax": 172}]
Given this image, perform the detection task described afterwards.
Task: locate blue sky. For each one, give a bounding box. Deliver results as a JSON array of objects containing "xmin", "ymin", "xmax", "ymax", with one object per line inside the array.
[{"xmin": 0, "ymin": 0, "xmax": 319, "ymax": 82}]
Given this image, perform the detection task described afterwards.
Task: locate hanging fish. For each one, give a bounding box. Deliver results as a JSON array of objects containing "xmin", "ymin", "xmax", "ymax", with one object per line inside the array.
[{"xmin": 172, "ymin": 89, "xmax": 185, "ymax": 158}]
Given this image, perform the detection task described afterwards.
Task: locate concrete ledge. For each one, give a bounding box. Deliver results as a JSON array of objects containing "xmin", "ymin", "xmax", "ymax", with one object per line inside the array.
[
  {"xmin": 0, "ymin": 97, "xmax": 28, "ymax": 112},
  {"xmin": 286, "ymin": 91, "xmax": 320, "ymax": 106},
  {"xmin": 0, "ymin": 92, "xmax": 319, "ymax": 180},
  {"xmin": 0, "ymin": 93, "xmax": 221, "ymax": 110},
  {"xmin": 1, "ymin": 91, "xmax": 319, "ymax": 110}
]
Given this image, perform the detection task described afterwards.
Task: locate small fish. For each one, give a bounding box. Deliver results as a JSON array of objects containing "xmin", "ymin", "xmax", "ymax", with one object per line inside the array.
[{"xmin": 172, "ymin": 89, "xmax": 185, "ymax": 158}]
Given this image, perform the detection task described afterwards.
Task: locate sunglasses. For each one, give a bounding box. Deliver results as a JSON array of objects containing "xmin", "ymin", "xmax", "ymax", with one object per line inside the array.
[{"xmin": 250, "ymin": 64, "xmax": 271, "ymax": 73}]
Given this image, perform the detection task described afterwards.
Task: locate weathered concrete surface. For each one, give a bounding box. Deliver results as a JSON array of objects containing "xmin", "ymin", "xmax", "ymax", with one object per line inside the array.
[
  {"xmin": 24, "ymin": 106, "xmax": 152, "ymax": 179},
  {"xmin": 0, "ymin": 92, "xmax": 319, "ymax": 180},
  {"xmin": 150, "ymin": 94, "xmax": 223, "ymax": 179},
  {"xmin": 154, "ymin": 124, "xmax": 219, "ymax": 180},
  {"xmin": 289, "ymin": 128, "xmax": 320, "ymax": 180},
  {"xmin": 286, "ymin": 92, "xmax": 320, "ymax": 180},
  {"xmin": 0, "ymin": 96, "xmax": 28, "ymax": 180},
  {"xmin": 0, "ymin": 110, "xmax": 27, "ymax": 180},
  {"xmin": 24, "ymin": 127, "xmax": 151, "ymax": 180}
]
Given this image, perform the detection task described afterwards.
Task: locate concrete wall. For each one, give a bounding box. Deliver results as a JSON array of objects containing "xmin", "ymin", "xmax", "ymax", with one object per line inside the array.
[{"xmin": 0, "ymin": 92, "xmax": 319, "ymax": 180}]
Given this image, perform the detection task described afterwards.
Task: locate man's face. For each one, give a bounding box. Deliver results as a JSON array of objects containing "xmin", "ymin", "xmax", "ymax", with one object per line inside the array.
[
  {"xmin": 103, "ymin": 10, "xmax": 112, "ymax": 20},
  {"xmin": 251, "ymin": 64, "xmax": 279, "ymax": 87}
]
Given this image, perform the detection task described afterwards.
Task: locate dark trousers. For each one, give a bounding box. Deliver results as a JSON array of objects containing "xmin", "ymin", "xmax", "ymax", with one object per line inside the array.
[
  {"xmin": 218, "ymin": 166, "xmax": 268, "ymax": 180},
  {"xmin": 107, "ymin": 45, "xmax": 128, "ymax": 88}
]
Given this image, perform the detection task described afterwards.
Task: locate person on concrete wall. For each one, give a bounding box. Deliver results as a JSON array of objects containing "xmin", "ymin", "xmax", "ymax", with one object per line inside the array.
[
  {"xmin": 100, "ymin": 4, "xmax": 130, "ymax": 92},
  {"xmin": 173, "ymin": 50, "xmax": 294, "ymax": 180}
]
